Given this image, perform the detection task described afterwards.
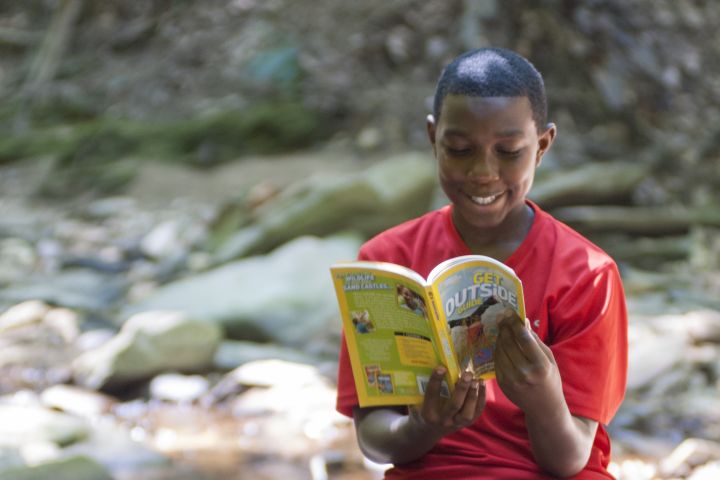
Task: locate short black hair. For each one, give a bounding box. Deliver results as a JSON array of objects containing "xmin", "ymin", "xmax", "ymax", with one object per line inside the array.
[{"xmin": 433, "ymin": 48, "xmax": 548, "ymax": 131}]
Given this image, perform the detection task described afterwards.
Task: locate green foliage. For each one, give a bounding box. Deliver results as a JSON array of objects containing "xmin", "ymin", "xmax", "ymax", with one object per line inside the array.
[{"xmin": 0, "ymin": 100, "xmax": 329, "ymax": 197}]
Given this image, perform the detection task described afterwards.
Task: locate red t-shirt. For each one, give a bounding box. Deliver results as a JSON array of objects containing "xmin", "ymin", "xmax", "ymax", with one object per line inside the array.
[{"xmin": 336, "ymin": 201, "xmax": 628, "ymax": 479}]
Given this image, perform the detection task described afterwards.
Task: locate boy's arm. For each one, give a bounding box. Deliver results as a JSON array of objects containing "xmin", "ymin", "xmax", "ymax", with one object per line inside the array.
[
  {"xmin": 495, "ymin": 315, "xmax": 598, "ymax": 478},
  {"xmin": 353, "ymin": 367, "xmax": 485, "ymax": 465}
]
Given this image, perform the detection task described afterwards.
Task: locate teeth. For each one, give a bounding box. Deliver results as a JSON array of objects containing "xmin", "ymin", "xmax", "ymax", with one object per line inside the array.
[{"xmin": 470, "ymin": 194, "xmax": 499, "ymax": 205}]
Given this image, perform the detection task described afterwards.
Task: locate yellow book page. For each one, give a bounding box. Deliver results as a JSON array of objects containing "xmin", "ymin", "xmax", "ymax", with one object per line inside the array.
[{"xmin": 331, "ymin": 263, "xmax": 449, "ymax": 407}]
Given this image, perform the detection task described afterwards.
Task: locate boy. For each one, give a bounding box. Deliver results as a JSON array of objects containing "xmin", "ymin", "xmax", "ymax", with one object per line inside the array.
[{"xmin": 336, "ymin": 47, "xmax": 628, "ymax": 479}]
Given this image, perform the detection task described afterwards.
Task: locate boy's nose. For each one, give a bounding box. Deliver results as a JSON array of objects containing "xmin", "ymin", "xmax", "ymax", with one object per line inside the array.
[{"xmin": 467, "ymin": 154, "xmax": 499, "ymax": 181}]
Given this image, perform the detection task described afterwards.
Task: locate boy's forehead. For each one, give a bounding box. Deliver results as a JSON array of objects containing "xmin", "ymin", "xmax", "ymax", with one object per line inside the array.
[
  {"xmin": 438, "ymin": 95, "xmax": 535, "ymax": 134},
  {"xmin": 441, "ymin": 94, "xmax": 531, "ymax": 115}
]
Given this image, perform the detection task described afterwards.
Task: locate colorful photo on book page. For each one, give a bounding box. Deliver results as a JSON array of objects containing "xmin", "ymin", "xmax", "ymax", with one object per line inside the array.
[{"xmin": 435, "ymin": 266, "xmax": 523, "ymax": 378}]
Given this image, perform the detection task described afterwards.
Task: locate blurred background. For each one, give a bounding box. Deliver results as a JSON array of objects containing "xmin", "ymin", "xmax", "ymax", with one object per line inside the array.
[{"xmin": 0, "ymin": 0, "xmax": 719, "ymax": 479}]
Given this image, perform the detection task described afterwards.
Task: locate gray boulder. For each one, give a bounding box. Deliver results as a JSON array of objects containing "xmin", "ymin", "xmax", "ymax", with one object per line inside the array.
[
  {"xmin": 214, "ymin": 153, "xmax": 436, "ymax": 261},
  {"xmin": 72, "ymin": 310, "xmax": 222, "ymax": 390},
  {"xmin": 127, "ymin": 234, "xmax": 363, "ymax": 345}
]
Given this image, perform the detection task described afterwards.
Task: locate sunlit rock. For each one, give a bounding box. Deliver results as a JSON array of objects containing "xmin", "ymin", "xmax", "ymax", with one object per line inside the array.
[
  {"xmin": 40, "ymin": 385, "xmax": 115, "ymax": 419},
  {"xmin": 0, "ymin": 404, "xmax": 89, "ymax": 448},
  {"xmin": 149, "ymin": 373, "xmax": 209, "ymax": 403},
  {"xmin": 72, "ymin": 311, "xmax": 222, "ymax": 390}
]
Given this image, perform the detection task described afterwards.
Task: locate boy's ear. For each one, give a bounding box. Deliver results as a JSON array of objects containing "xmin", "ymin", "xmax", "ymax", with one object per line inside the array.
[
  {"xmin": 536, "ymin": 122, "xmax": 557, "ymax": 166},
  {"xmin": 426, "ymin": 114, "xmax": 437, "ymax": 147}
]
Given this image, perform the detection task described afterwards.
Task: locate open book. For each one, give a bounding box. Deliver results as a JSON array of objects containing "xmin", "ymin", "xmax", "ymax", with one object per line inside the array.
[{"xmin": 331, "ymin": 255, "xmax": 525, "ymax": 407}]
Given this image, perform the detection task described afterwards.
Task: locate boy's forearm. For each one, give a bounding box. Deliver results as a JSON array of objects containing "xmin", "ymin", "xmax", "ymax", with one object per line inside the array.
[
  {"xmin": 353, "ymin": 407, "xmax": 442, "ymax": 465},
  {"xmin": 524, "ymin": 403, "xmax": 596, "ymax": 478}
]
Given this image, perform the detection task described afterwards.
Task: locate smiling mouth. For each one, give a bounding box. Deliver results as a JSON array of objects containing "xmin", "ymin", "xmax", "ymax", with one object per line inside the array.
[{"xmin": 469, "ymin": 192, "xmax": 503, "ymax": 205}]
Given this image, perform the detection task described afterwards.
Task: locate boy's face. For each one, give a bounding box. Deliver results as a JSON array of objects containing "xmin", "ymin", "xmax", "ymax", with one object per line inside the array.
[{"xmin": 427, "ymin": 95, "xmax": 555, "ymax": 238}]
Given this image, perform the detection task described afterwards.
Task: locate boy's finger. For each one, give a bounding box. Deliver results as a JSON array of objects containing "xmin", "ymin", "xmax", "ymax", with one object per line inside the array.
[
  {"xmin": 455, "ymin": 379, "xmax": 482, "ymax": 424},
  {"xmin": 444, "ymin": 370, "xmax": 474, "ymax": 417},
  {"xmin": 420, "ymin": 366, "xmax": 447, "ymax": 418}
]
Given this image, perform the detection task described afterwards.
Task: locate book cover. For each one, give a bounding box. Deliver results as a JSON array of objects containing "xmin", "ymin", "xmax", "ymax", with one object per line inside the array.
[{"xmin": 331, "ymin": 255, "xmax": 525, "ymax": 407}]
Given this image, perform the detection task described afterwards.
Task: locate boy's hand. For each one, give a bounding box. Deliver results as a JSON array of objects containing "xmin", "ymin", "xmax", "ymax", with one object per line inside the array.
[
  {"xmin": 408, "ymin": 366, "xmax": 486, "ymax": 438},
  {"xmin": 494, "ymin": 311, "xmax": 564, "ymax": 414}
]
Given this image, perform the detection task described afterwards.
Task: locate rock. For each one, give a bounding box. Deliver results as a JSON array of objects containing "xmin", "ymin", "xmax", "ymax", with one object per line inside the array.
[
  {"xmin": 206, "ymin": 359, "xmax": 327, "ymax": 406},
  {"xmin": 0, "ymin": 404, "xmax": 89, "ymax": 447},
  {"xmin": 61, "ymin": 419, "xmax": 171, "ymax": 477},
  {"xmin": 42, "ymin": 308, "xmax": 80, "ymax": 343},
  {"xmin": 213, "ymin": 340, "xmax": 320, "ymax": 370},
  {"xmin": 689, "ymin": 461, "xmax": 720, "ymax": 480},
  {"xmin": 128, "ymin": 234, "xmax": 362, "ymax": 345},
  {"xmin": 660, "ymin": 438, "xmax": 720, "ymax": 478},
  {"xmin": 530, "ymin": 161, "xmax": 650, "ymax": 209},
  {"xmin": 214, "ymin": 153, "xmax": 435, "ymax": 261},
  {"xmin": 0, "ymin": 455, "xmax": 113, "ymax": 480},
  {"xmin": 229, "ymin": 359, "xmax": 325, "ymax": 389},
  {"xmin": 74, "ymin": 329, "xmax": 115, "ymax": 353},
  {"xmin": 72, "ymin": 311, "xmax": 222, "ymax": 390},
  {"xmin": 0, "ymin": 269, "xmax": 126, "ymax": 313},
  {"xmin": 81, "ymin": 197, "xmax": 137, "ymax": 219},
  {"xmin": 40, "ymin": 385, "xmax": 115, "ymax": 418},
  {"xmin": 608, "ymin": 458, "xmax": 658, "ymax": 480},
  {"xmin": 355, "ymin": 127, "xmax": 382, "ymax": 151},
  {"xmin": 228, "ymin": 360, "xmax": 344, "ymax": 457},
  {"xmin": 0, "ymin": 447, "xmax": 23, "ymax": 471},
  {"xmin": 652, "ymin": 310, "xmax": 720, "ymax": 344},
  {"xmin": 610, "ymin": 428, "xmax": 676, "ymax": 459},
  {"xmin": 140, "ymin": 220, "xmax": 186, "ymax": 260},
  {"xmin": 0, "ymin": 238, "xmax": 36, "ymax": 285},
  {"xmin": 627, "ymin": 323, "xmax": 688, "ymax": 391},
  {"xmin": 149, "ymin": 373, "xmax": 209, "ymax": 403},
  {"xmin": 0, "ymin": 301, "xmax": 50, "ymax": 333}
]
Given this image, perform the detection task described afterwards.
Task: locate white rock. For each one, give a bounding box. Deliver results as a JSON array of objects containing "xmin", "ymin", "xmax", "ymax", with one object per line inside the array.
[
  {"xmin": 627, "ymin": 324, "xmax": 688, "ymax": 391},
  {"xmin": 0, "ymin": 404, "xmax": 89, "ymax": 448},
  {"xmin": 40, "ymin": 385, "xmax": 115, "ymax": 418},
  {"xmin": 660, "ymin": 438, "xmax": 720, "ymax": 478},
  {"xmin": 689, "ymin": 461, "xmax": 720, "ymax": 480},
  {"xmin": 140, "ymin": 220, "xmax": 184, "ymax": 260},
  {"xmin": 230, "ymin": 359, "xmax": 326, "ymax": 388},
  {"xmin": 0, "ymin": 301, "xmax": 50, "ymax": 333},
  {"xmin": 149, "ymin": 373, "xmax": 209, "ymax": 403},
  {"xmin": 42, "ymin": 308, "xmax": 80, "ymax": 343}
]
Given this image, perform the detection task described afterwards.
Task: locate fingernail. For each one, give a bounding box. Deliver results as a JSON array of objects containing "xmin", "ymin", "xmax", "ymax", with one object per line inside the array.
[
  {"xmin": 435, "ymin": 366, "xmax": 446, "ymax": 375},
  {"xmin": 463, "ymin": 372, "xmax": 473, "ymax": 382}
]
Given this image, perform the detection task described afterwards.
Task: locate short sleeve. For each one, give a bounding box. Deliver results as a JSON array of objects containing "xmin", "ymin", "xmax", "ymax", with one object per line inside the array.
[{"xmin": 549, "ymin": 263, "xmax": 628, "ymax": 425}]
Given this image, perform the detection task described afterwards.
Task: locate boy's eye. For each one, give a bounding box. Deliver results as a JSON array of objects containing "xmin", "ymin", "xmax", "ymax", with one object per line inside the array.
[
  {"xmin": 497, "ymin": 148, "xmax": 522, "ymax": 158},
  {"xmin": 445, "ymin": 146, "xmax": 472, "ymax": 156}
]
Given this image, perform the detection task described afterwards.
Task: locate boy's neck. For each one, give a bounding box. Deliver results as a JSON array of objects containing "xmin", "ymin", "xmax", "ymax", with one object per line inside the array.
[{"xmin": 453, "ymin": 202, "xmax": 535, "ymax": 261}]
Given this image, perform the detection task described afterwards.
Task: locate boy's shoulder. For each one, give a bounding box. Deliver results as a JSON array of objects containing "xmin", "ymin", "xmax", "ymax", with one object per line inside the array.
[{"xmin": 533, "ymin": 203, "xmax": 617, "ymax": 272}]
